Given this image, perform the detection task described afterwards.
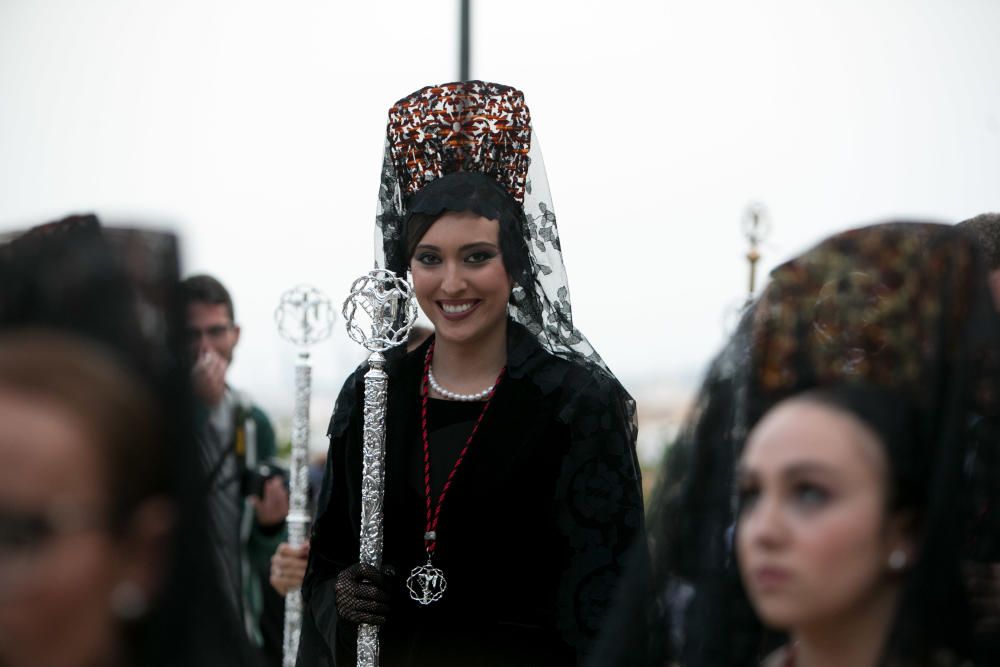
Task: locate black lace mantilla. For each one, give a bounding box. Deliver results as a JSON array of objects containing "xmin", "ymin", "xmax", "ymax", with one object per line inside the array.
[
  {"xmin": 372, "ymin": 79, "xmax": 634, "ymax": 440},
  {"xmin": 374, "ymin": 84, "xmax": 620, "ymax": 377}
]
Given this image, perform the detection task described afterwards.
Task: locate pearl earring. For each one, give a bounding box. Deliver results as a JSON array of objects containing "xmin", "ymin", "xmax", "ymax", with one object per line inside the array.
[
  {"xmin": 888, "ymin": 549, "xmax": 908, "ymax": 572},
  {"xmin": 111, "ymin": 581, "xmax": 148, "ymax": 620}
]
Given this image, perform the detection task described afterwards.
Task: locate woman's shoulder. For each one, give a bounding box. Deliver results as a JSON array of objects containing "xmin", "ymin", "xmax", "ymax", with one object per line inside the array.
[
  {"xmin": 508, "ymin": 331, "xmax": 631, "ymax": 424},
  {"xmin": 326, "ymin": 364, "xmax": 365, "ymax": 440},
  {"xmin": 327, "ymin": 339, "xmax": 429, "ymax": 437},
  {"xmin": 510, "ymin": 341, "xmax": 593, "ymax": 397}
]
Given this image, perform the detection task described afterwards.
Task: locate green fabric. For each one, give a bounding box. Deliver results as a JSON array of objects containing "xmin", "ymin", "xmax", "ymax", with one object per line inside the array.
[
  {"xmin": 247, "ymin": 405, "xmax": 286, "ymax": 564},
  {"xmin": 241, "ymin": 405, "xmax": 287, "ymax": 646}
]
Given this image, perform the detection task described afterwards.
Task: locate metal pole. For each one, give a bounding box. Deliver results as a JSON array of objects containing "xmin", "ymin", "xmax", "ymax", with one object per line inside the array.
[
  {"xmin": 355, "ymin": 350, "xmax": 388, "ymax": 667},
  {"xmin": 275, "ymin": 286, "xmax": 335, "ymax": 667},
  {"xmin": 459, "ymin": 0, "xmax": 471, "ymax": 81},
  {"xmin": 742, "ymin": 204, "xmax": 771, "ymax": 301},
  {"xmin": 343, "ymin": 269, "xmax": 418, "ymax": 667},
  {"xmin": 281, "ymin": 351, "xmax": 311, "ymax": 667}
]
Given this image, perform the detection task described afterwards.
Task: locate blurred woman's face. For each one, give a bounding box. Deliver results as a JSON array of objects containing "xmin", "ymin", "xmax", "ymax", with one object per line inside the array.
[
  {"xmin": 0, "ymin": 390, "xmax": 127, "ymax": 667},
  {"xmin": 736, "ymin": 398, "xmax": 912, "ymax": 632},
  {"xmin": 410, "ymin": 210, "xmax": 512, "ymax": 347}
]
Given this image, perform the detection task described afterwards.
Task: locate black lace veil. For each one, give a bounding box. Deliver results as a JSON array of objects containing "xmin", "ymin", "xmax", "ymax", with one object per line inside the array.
[{"xmin": 374, "ymin": 82, "xmax": 614, "ymax": 375}]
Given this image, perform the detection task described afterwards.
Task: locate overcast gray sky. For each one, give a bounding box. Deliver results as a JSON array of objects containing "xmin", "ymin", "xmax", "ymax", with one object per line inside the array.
[{"xmin": 2, "ymin": 0, "xmax": 999, "ymax": 434}]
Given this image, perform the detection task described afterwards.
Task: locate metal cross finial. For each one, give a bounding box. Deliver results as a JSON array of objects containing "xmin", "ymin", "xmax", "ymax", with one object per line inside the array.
[
  {"xmin": 276, "ymin": 284, "xmax": 335, "ymax": 348},
  {"xmin": 342, "ymin": 268, "xmax": 418, "ymax": 353}
]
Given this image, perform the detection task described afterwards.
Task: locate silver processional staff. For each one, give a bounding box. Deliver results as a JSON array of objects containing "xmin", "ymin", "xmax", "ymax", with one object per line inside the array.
[
  {"xmin": 274, "ymin": 285, "xmax": 335, "ymax": 667},
  {"xmin": 342, "ymin": 268, "xmax": 418, "ymax": 667}
]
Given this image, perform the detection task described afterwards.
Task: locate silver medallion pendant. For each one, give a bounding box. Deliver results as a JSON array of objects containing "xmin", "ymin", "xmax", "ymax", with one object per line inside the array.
[{"xmin": 407, "ymin": 555, "xmax": 447, "ymax": 605}]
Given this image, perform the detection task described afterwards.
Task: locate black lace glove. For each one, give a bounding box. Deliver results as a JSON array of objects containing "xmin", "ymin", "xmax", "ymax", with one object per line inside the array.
[{"xmin": 334, "ymin": 562, "xmax": 396, "ymax": 625}]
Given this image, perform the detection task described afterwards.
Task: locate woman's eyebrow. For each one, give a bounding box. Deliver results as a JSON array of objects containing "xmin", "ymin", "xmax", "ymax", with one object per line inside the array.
[
  {"xmin": 735, "ymin": 461, "xmax": 836, "ymax": 481},
  {"xmin": 779, "ymin": 462, "xmax": 839, "ymax": 482},
  {"xmin": 414, "ymin": 242, "xmax": 498, "ymax": 252}
]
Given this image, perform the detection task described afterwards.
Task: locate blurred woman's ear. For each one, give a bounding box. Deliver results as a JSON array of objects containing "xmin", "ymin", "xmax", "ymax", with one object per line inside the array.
[
  {"xmin": 986, "ymin": 270, "xmax": 1000, "ymax": 311},
  {"xmin": 884, "ymin": 509, "xmax": 919, "ymax": 574},
  {"xmin": 114, "ymin": 497, "xmax": 175, "ymax": 617}
]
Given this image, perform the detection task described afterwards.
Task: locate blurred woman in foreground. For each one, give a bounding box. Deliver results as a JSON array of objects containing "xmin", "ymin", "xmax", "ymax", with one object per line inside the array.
[
  {"xmin": 596, "ymin": 222, "xmax": 1000, "ymax": 666},
  {"xmin": 0, "ymin": 216, "xmax": 249, "ymax": 666},
  {"xmin": 0, "ymin": 332, "xmax": 174, "ymax": 667}
]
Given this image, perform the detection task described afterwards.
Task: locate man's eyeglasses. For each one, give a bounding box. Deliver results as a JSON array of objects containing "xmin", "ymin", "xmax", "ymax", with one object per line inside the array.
[{"xmin": 184, "ymin": 324, "xmax": 234, "ymax": 342}]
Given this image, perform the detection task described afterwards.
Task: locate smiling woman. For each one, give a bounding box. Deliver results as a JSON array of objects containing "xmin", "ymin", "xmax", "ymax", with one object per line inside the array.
[
  {"xmin": 409, "ymin": 210, "xmax": 513, "ymax": 359},
  {"xmin": 296, "ymin": 81, "xmax": 645, "ymax": 667}
]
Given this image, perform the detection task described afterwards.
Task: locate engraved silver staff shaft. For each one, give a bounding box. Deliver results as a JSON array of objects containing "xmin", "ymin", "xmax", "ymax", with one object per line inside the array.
[
  {"xmin": 275, "ymin": 285, "xmax": 335, "ymax": 667},
  {"xmin": 343, "ymin": 269, "xmax": 418, "ymax": 667}
]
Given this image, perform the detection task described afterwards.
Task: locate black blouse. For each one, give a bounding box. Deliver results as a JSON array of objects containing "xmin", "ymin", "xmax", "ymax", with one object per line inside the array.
[{"xmin": 411, "ymin": 398, "xmax": 481, "ymax": 506}]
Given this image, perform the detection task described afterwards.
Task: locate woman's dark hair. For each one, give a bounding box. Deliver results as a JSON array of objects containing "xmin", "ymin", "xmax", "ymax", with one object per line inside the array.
[
  {"xmin": 794, "ymin": 385, "xmax": 923, "ymax": 514},
  {"xmin": 180, "ymin": 274, "xmax": 236, "ymax": 322},
  {"xmin": 400, "ymin": 171, "xmax": 533, "ymax": 290},
  {"xmin": 404, "ymin": 210, "xmax": 530, "ymax": 284}
]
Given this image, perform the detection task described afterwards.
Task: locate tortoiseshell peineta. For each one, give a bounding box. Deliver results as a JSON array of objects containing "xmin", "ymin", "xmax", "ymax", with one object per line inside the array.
[{"xmin": 386, "ymin": 80, "xmax": 531, "ymax": 204}]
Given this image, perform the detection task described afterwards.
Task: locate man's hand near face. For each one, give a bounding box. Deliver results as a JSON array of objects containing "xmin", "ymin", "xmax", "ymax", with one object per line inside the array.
[{"xmin": 192, "ymin": 350, "xmax": 228, "ymax": 407}]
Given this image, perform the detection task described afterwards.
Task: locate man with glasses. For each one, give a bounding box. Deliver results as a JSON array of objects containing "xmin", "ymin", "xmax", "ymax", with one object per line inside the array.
[{"xmin": 181, "ymin": 274, "xmax": 287, "ymax": 666}]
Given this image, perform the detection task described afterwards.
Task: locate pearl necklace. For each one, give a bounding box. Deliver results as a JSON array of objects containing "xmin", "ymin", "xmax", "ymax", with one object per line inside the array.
[{"xmin": 427, "ymin": 365, "xmax": 495, "ymax": 401}]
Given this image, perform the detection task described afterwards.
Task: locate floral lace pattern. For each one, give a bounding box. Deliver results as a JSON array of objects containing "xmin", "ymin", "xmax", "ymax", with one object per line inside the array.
[
  {"xmin": 377, "ymin": 138, "xmax": 613, "ymax": 374},
  {"xmin": 386, "ymin": 80, "xmax": 531, "ymax": 202},
  {"xmin": 375, "ymin": 81, "xmax": 629, "ymax": 419}
]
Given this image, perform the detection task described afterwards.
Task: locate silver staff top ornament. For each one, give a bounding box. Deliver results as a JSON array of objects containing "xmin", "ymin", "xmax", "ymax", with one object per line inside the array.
[
  {"xmin": 275, "ymin": 285, "xmax": 336, "ymax": 347},
  {"xmin": 343, "ymin": 268, "xmax": 418, "ymax": 352}
]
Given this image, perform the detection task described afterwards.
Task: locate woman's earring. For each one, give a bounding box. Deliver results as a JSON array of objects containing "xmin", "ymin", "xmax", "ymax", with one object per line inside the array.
[
  {"xmin": 111, "ymin": 581, "xmax": 148, "ymax": 620},
  {"xmin": 888, "ymin": 549, "xmax": 908, "ymax": 572}
]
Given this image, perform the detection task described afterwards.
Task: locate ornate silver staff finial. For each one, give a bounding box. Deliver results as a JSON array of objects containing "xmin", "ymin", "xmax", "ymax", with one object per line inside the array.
[
  {"xmin": 742, "ymin": 203, "xmax": 772, "ymax": 299},
  {"xmin": 343, "ymin": 268, "xmax": 419, "ymax": 354},
  {"xmin": 342, "ymin": 268, "xmax": 417, "ymax": 667},
  {"xmin": 274, "ymin": 284, "xmax": 334, "ymax": 667},
  {"xmin": 276, "ymin": 285, "xmax": 336, "ymax": 347}
]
